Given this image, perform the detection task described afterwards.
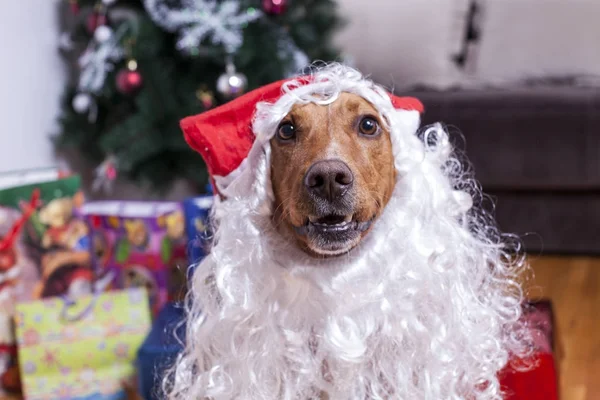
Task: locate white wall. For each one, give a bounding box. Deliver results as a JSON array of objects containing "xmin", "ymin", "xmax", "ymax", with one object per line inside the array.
[
  {"xmin": 0, "ymin": 1, "xmax": 64, "ymax": 173},
  {"xmin": 333, "ymin": 0, "xmax": 468, "ymax": 90}
]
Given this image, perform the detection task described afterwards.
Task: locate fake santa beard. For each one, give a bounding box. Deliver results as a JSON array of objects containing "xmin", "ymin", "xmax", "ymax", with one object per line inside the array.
[{"xmin": 168, "ymin": 66, "xmax": 530, "ymax": 400}]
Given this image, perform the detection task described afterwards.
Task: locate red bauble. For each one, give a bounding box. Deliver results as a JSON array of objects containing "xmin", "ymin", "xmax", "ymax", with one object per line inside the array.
[
  {"xmin": 86, "ymin": 12, "xmax": 107, "ymax": 34},
  {"xmin": 116, "ymin": 68, "xmax": 143, "ymax": 95},
  {"xmin": 69, "ymin": 0, "xmax": 80, "ymax": 15},
  {"xmin": 262, "ymin": 0, "xmax": 287, "ymax": 15}
]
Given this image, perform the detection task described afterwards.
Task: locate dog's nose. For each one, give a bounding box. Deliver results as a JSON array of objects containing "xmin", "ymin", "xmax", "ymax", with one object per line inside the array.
[{"xmin": 304, "ymin": 160, "xmax": 354, "ymax": 201}]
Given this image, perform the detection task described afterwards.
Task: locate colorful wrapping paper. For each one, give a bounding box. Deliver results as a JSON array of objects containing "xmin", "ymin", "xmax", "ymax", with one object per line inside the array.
[
  {"xmin": 15, "ymin": 288, "xmax": 151, "ymax": 400},
  {"xmin": 0, "ymin": 169, "xmax": 91, "ymax": 395},
  {"xmin": 0, "ymin": 170, "xmax": 90, "ymax": 303},
  {"xmin": 82, "ymin": 202, "xmax": 187, "ymax": 315}
]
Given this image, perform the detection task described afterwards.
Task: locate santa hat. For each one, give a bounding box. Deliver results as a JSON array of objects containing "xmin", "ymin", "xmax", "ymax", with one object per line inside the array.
[{"xmin": 180, "ymin": 67, "xmax": 424, "ymax": 195}]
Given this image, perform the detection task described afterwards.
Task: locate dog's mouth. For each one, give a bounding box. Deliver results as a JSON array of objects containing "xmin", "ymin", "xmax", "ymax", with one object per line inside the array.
[
  {"xmin": 293, "ymin": 213, "xmax": 374, "ymax": 255},
  {"xmin": 294, "ymin": 214, "xmax": 373, "ymax": 235}
]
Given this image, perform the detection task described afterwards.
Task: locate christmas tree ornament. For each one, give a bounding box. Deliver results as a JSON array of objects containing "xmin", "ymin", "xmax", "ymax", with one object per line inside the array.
[
  {"xmin": 116, "ymin": 59, "xmax": 143, "ymax": 95},
  {"xmin": 58, "ymin": 32, "xmax": 74, "ymax": 52},
  {"xmin": 196, "ymin": 88, "xmax": 214, "ymax": 109},
  {"xmin": 143, "ymin": 0, "xmax": 262, "ymax": 54},
  {"xmin": 94, "ymin": 25, "xmax": 113, "ymax": 43},
  {"xmin": 77, "ymin": 25, "xmax": 125, "ymax": 97},
  {"xmin": 86, "ymin": 12, "xmax": 107, "ymax": 34},
  {"xmin": 75, "ymin": 23, "xmax": 126, "ymax": 121},
  {"xmin": 92, "ymin": 155, "xmax": 118, "ymax": 193},
  {"xmin": 72, "ymin": 93, "xmax": 92, "ymax": 113},
  {"xmin": 216, "ymin": 62, "xmax": 247, "ymax": 99},
  {"xmin": 262, "ymin": 0, "xmax": 287, "ymax": 15},
  {"xmin": 69, "ymin": 0, "xmax": 80, "ymax": 14}
]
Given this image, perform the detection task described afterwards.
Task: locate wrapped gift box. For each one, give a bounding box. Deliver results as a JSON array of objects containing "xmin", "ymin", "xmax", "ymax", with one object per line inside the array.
[
  {"xmin": 500, "ymin": 300, "xmax": 558, "ymax": 400},
  {"xmin": 82, "ymin": 201, "xmax": 188, "ymax": 316},
  {"xmin": 136, "ymin": 302, "xmax": 185, "ymax": 400}
]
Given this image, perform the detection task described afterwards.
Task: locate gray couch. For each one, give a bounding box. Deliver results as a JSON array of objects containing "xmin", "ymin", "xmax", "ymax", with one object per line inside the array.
[{"xmin": 410, "ymin": 85, "xmax": 600, "ymax": 254}]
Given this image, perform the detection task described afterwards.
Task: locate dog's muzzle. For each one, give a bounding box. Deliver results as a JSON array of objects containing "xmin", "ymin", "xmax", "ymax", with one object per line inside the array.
[{"xmin": 294, "ymin": 159, "xmax": 372, "ymax": 254}]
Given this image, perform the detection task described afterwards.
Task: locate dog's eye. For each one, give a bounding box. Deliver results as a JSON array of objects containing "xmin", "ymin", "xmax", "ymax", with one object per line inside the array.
[
  {"xmin": 358, "ymin": 117, "xmax": 379, "ymax": 136},
  {"xmin": 277, "ymin": 122, "xmax": 296, "ymax": 141}
]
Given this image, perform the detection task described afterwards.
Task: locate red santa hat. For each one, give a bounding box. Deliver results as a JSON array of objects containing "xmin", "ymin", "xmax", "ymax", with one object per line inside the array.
[{"xmin": 180, "ymin": 73, "xmax": 424, "ymax": 193}]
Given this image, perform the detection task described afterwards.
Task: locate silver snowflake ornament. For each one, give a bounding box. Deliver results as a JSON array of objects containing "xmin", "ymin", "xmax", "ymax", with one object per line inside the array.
[
  {"xmin": 144, "ymin": 0, "xmax": 262, "ymax": 54},
  {"xmin": 78, "ymin": 25, "xmax": 126, "ymax": 94}
]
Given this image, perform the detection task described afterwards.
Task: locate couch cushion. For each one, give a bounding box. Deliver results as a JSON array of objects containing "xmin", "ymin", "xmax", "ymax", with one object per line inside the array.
[
  {"xmin": 407, "ymin": 86, "xmax": 600, "ymax": 253},
  {"xmin": 410, "ymin": 86, "xmax": 600, "ymax": 190},
  {"xmin": 492, "ymin": 192, "xmax": 600, "ymax": 254}
]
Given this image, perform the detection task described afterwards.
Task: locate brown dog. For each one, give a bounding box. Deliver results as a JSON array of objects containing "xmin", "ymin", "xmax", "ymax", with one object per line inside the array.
[
  {"xmin": 270, "ymin": 93, "xmax": 397, "ymax": 257},
  {"xmin": 172, "ymin": 65, "xmax": 530, "ymax": 400}
]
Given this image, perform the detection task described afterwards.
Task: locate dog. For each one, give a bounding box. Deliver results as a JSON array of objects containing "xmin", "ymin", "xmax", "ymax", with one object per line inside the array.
[{"xmin": 167, "ymin": 64, "xmax": 531, "ymax": 399}]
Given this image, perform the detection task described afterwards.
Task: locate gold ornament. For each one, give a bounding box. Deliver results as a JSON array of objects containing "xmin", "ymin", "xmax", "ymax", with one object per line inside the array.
[{"xmin": 196, "ymin": 88, "xmax": 215, "ymax": 109}]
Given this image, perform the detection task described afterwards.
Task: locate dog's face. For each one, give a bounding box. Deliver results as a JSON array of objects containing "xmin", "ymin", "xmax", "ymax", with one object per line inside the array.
[{"xmin": 270, "ymin": 92, "xmax": 397, "ymax": 256}]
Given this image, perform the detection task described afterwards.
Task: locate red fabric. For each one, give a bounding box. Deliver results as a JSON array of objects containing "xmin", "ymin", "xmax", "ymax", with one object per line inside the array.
[
  {"xmin": 500, "ymin": 353, "xmax": 559, "ymax": 400},
  {"xmin": 0, "ymin": 189, "xmax": 40, "ymax": 252},
  {"xmin": 180, "ymin": 77, "xmax": 424, "ymax": 181},
  {"xmin": 0, "ymin": 344, "xmax": 16, "ymax": 355}
]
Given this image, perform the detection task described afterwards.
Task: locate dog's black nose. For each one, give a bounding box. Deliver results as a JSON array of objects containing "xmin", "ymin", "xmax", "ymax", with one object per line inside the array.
[{"xmin": 304, "ymin": 160, "xmax": 354, "ymax": 201}]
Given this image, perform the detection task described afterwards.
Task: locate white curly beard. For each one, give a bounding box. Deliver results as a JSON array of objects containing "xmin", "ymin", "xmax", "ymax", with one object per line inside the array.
[{"xmin": 165, "ymin": 65, "xmax": 530, "ymax": 400}]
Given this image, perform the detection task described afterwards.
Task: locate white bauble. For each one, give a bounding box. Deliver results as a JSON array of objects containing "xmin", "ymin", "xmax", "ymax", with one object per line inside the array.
[
  {"xmin": 72, "ymin": 93, "xmax": 92, "ymax": 113},
  {"xmin": 94, "ymin": 25, "xmax": 113, "ymax": 43}
]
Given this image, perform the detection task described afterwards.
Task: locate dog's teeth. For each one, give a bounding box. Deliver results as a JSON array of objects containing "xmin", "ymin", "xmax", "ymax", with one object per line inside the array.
[{"xmin": 308, "ymin": 215, "xmax": 354, "ymax": 228}]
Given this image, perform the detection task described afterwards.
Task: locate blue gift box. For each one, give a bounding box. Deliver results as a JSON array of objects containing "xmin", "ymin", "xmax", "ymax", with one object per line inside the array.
[
  {"xmin": 137, "ymin": 186, "xmax": 212, "ymax": 399},
  {"xmin": 137, "ymin": 302, "xmax": 186, "ymax": 400},
  {"xmin": 183, "ymin": 189, "xmax": 214, "ymax": 274}
]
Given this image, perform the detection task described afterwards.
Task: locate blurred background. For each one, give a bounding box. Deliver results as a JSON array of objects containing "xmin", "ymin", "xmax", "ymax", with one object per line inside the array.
[{"xmin": 0, "ymin": 1, "xmax": 598, "ymax": 399}]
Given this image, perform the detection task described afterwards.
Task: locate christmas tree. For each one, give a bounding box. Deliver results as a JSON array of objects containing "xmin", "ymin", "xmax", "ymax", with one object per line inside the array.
[{"xmin": 55, "ymin": 0, "xmax": 343, "ymax": 193}]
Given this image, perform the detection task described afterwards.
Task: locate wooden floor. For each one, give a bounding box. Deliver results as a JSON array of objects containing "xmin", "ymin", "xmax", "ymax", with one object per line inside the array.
[
  {"xmin": 523, "ymin": 255, "xmax": 600, "ymax": 400},
  {"xmin": 1, "ymin": 255, "xmax": 598, "ymax": 400}
]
